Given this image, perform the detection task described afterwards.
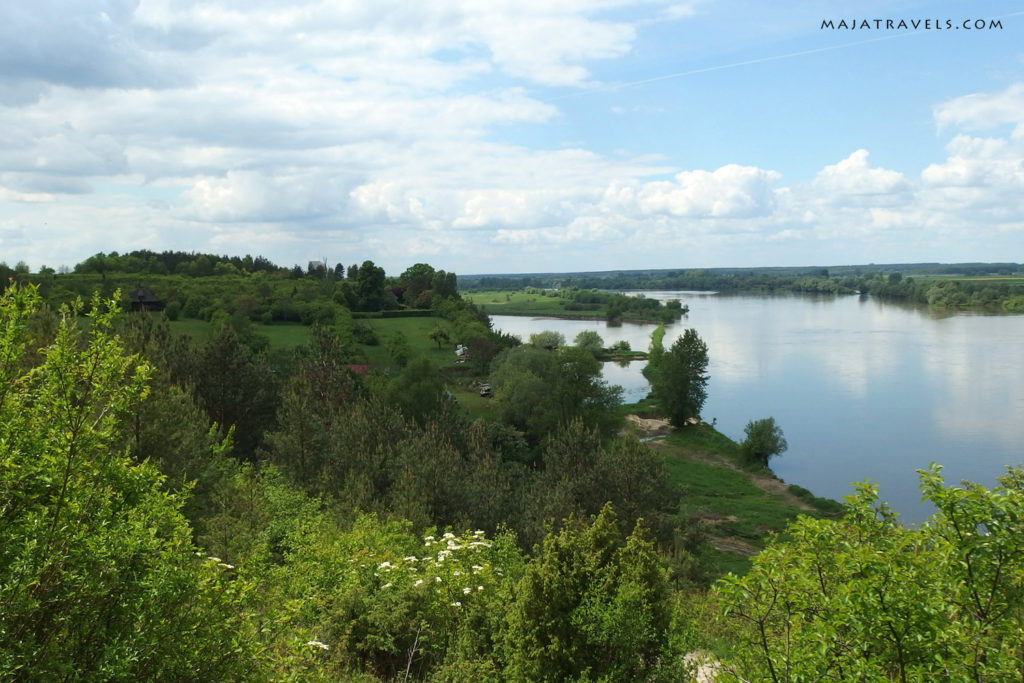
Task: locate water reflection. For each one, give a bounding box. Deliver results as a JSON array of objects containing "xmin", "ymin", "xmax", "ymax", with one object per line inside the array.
[{"xmin": 490, "ymin": 295, "xmax": 1024, "ymax": 524}]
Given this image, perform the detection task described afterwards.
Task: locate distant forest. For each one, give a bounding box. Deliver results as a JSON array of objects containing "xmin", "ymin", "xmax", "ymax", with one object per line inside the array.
[
  {"xmin": 5, "ymin": 251, "xmax": 1023, "ymax": 313},
  {"xmin": 461, "ymin": 262, "xmax": 1024, "ymax": 310}
]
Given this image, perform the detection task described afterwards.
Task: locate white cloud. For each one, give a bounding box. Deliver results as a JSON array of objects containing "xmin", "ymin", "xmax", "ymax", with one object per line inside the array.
[
  {"xmin": 933, "ymin": 82, "xmax": 1024, "ymax": 136},
  {"xmin": 604, "ymin": 165, "xmax": 781, "ymax": 219},
  {"xmin": 922, "ymin": 136, "xmax": 1024, "ymax": 190},
  {"xmin": 812, "ymin": 150, "xmax": 910, "ymax": 203},
  {"xmin": 0, "ymin": 0, "xmax": 1021, "ymax": 273}
]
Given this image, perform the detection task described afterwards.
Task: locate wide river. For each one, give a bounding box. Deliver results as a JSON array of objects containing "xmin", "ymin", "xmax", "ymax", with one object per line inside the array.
[{"xmin": 489, "ymin": 293, "xmax": 1024, "ymax": 524}]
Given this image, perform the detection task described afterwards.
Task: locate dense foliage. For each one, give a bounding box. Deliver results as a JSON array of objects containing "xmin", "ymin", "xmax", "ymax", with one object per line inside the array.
[
  {"xmin": 5, "ymin": 250, "xmax": 1023, "ymax": 679},
  {"xmin": 716, "ymin": 466, "xmax": 1024, "ymax": 680},
  {"xmin": 0, "ymin": 287, "xmax": 271, "ymax": 679}
]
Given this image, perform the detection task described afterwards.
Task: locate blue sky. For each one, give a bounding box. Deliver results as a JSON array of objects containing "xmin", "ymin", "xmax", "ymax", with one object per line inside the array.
[{"xmin": 1, "ymin": 0, "xmax": 1022, "ymax": 275}]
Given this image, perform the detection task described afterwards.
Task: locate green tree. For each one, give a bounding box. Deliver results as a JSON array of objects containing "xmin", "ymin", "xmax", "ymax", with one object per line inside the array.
[
  {"xmin": 490, "ymin": 345, "xmax": 621, "ymax": 444},
  {"xmin": 572, "ymin": 329, "xmax": 604, "ymax": 355},
  {"xmin": 385, "ymin": 357, "xmax": 448, "ymax": 427},
  {"xmin": 522, "ymin": 421, "xmax": 677, "ymax": 551},
  {"xmin": 503, "ymin": 505, "xmax": 682, "ymax": 681},
  {"xmin": 260, "ymin": 326, "xmax": 363, "ymax": 491},
  {"xmin": 716, "ymin": 465, "xmax": 1024, "ymax": 681},
  {"xmin": 553, "ymin": 346, "xmax": 622, "ymax": 436},
  {"xmin": 429, "ymin": 323, "xmax": 451, "ymax": 350},
  {"xmin": 529, "ymin": 330, "xmax": 565, "ymax": 350},
  {"xmin": 0, "ymin": 286, "xmax": 269, "ymax": 679},
  {"xmin": 400, "ymin": 262, "xmax": 436, "ymax": 303},
  {"xmin": 189, "ymin": 323, "xmax": 280, "ymax": 460},
  {"xmin": 741, "ymin": 417, "xmax": 788, "ymax": 466},
  {"xmin": 650, "ymin": 328, "xmax": 709, "ymax": 428}
]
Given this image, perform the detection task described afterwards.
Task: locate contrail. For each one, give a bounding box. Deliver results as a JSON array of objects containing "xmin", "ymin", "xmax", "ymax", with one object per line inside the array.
[
  {"xmin": 546, "ymin": 10, "xmax": 1024, "ymax": 103},
  {"xmin": 546, "ymin": 34, "xmax": 910, "ymax": 102}
]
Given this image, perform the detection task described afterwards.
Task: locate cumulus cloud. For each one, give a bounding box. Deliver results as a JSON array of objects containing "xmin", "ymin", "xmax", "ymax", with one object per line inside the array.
[
  {"xmin": 612, "ymin": 165, "xmax": 782, "ymax": 219},
  {"xmin": 812, "ymin": 150, "xmax": 910, "ymax": 203},
  {"xmin": 0, "ymin": 0, "xmax": 1022, "ymax": 272},
  {"xmin": 933, "ymin": 82, "xmax": 1024, "ymax": 135},
  {"xmin": 922, "ymin": 136, "xmax": 1024, "ymax": 190}
]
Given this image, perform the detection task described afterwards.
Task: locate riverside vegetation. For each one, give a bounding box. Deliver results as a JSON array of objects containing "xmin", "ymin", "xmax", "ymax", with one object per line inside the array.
[
  {"xmin": 3, "ymin": 251, "xmax": 1024, "ymax": 680},
  {"xmin": 460, "ymin": 262, "xmax": 1024, "ymax": 312}
]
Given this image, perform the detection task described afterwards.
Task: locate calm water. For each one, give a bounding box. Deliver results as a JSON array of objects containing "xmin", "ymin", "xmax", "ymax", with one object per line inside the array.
[{"xmin": 490, "ymin": 294, "xmax": 1024, "ymax": 524}]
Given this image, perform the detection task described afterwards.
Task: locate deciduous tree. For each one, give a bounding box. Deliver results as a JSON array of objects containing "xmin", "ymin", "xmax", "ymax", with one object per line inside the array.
[
  {"xmin": 650, "ymin": 328, "xmax": 709, "ymax": 428},
  {"xmin": 741, "ymin": 417, "xmax": 788, "ymax": 466}
]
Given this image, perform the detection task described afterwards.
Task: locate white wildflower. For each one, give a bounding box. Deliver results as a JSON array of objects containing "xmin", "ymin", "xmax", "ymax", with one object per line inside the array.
[
  {"xmin": 218, "ymin": 562, "xmax": 235, "ymax": 570},
  {"xmin": 404, "ymin": 556, "xmax": 418, "ymax": 562},
  {"xmin": 471, "ymin": 565, "xmax": 483, "ymax": 573},
  {"xmin": 435, "ymin": 576, "xmax": 442, "ymax": 582},
  {"xmin": 206, "ymin": 556, "xmax": 222, "ymax": 563},
  {"xmin": 414, "ymin": 579, "xmax": 424, "ymax": 586},
  {"xmin": 307, "ymin": 640, "xmax": 329, "ymax": 651},
  {"xmin": 463, "ymin": 587, "xmax": 472, "ymax": 595},
  {"xmin": 477, "ymin": 585, "xmax": 484, "ymax": 591},
  {"xmin": 382, "ymin": 583, "xmax": 392, "ymax": 589},
  {"xmin": 453, "ymin": 570, "xmax": 462, "ymax": 576},
  {"xmin": 450, "ymin": 601, "xmax": 461, "ymax": 607}
]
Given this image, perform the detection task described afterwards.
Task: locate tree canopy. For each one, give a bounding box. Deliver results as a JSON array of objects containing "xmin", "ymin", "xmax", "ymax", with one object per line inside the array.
[
  {"xmin": 741, "ymin": 417, "xmax": 788, "ymax": 466},
  {"xmin": 717, "ymin": 465, "xmax": 1024, "ymax": 681},
  {"xmin": 648, "ymin": 328, "xmax": 709, "ymax": 427}
]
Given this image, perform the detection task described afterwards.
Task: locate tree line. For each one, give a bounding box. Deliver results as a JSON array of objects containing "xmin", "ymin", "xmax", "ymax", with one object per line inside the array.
[{"xmin": 460, "ymin": 264, "xmax": 1024, "ymax": 311}]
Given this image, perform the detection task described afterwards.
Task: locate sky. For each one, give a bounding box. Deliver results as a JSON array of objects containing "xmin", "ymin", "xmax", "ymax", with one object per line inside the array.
[{"xmin": 1, "ymin": 0, "xmax": 1022, "ymax": 275}]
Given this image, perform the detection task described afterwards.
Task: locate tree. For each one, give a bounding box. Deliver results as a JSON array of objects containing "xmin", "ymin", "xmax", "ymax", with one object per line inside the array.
[
  {"xmin": 490, "ymin": 345, "xmax": 621, "ymax": 444},
  {"xmin": 400, "ymin": 262, "xmax": 436, "ymax": 302},
  {"xmin": 528, "ymin": 330, "xmax": 564, "ymax": 350},
  {"xmin": 0, "ymin": 286, "xmax": 266, "ymax": 679},
  {"xmin": 385, "ymin": 357, "xmax": 449, "ymax": 427},
  {"xmin": 741, "ymin": 417, "xmax": 788, "ymax": 466},
  {"xmin": 650, "ymin": 328, "xmax": 709, "ymax": 428},
  {"xmin": 717, "ymin": 465, "xmax": 1024, "ymax": 681},
  {"xmin": 431, "ymin": 269, "xmax": 457, "ymax": 299},
  {"xmin": 502, "ymin": 505, "xmax": 683, "ymax": 681},
  {"xmin": 428, "ymin": 323, "xmax": 451, "ymax": 350},
  {"xmin": 355, "ymin": 259, "xmax": 387, "ymax": 311},
  {"xmin": 573, "ymin": 329, "xmax": 604, "ymax": 355},
  {"xmin": 189, "ymin": 323, "xmax": 280, "ymax": 460}
]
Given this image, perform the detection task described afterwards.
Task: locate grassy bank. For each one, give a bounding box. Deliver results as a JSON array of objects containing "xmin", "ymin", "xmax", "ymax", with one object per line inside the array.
[{"xmin": 621, "ymin": 412, "xmax": 843, "ymax": 576}]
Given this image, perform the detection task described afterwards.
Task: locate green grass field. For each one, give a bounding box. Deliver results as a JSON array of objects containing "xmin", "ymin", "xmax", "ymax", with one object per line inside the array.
[
  {"xmin": 166, "ymin": 318, "xmax": 312, "ymax": 348},
  {"xmin": 167, "ymin": 315, "xmax": 466, "ymax": 370},
  {"xmin": 465, "ymin": 290, "xmax": 601, "ymax": 318},
  {"xmin": 357, "ymin": 316, "xmax": 461, "ymax": 366}
]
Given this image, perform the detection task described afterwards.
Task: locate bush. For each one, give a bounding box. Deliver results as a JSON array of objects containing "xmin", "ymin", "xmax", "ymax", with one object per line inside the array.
[
  {"xmin": 164, "ymin": 299, "xmax": 182, "ymax": 320},
  {"xmin": 741, "ymin": 417, "xmax": 787, "ymax": 466}
]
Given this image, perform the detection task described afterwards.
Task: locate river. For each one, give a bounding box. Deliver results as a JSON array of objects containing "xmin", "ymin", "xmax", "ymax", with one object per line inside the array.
[{"xmin": 489, "ymin": 293, "xmax": 1024, "ymax": 524}]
